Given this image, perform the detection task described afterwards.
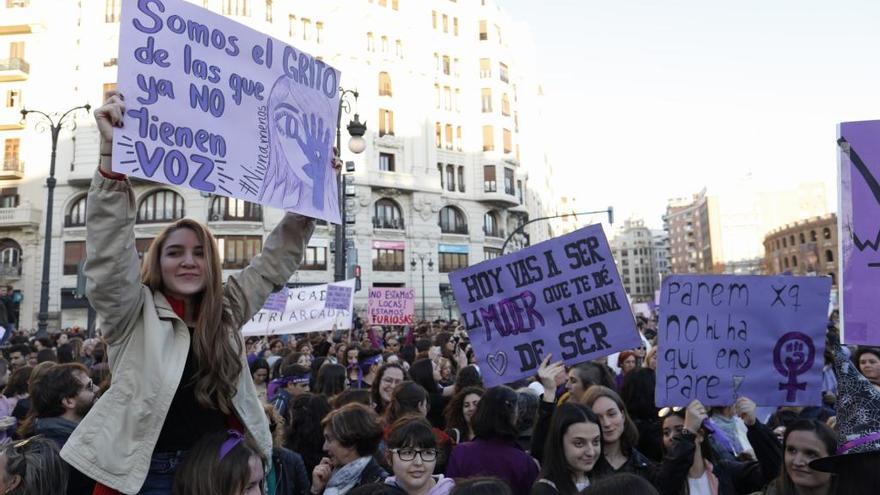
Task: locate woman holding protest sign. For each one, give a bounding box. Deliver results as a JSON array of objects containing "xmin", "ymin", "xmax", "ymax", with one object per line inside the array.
[{"xmin": 59, "ymin": 92, "xmax": 329, "ymax": 494}]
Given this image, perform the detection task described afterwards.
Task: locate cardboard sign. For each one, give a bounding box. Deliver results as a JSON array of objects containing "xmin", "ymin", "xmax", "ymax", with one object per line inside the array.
[
  {"xmin": 367, "ymin": 288, "xmax": 415, "ymax": 326},
  {"xmin": 325, "ymin": 284, "xmax": 352, "ymax": 311},
  {"xmin": 115, "ymin": 0, "xmax": 341, "ymax": 223},
  {"xmin": 656, "ymin": 275, "xmax": 831, "ymax": 406},
  {"xmin": 449, "ymin": 224, "xmax": 641, "ymax": 388},
  {"xmin": 241, "ymin": 279, "xmax": 354, "ymax": 336},
  {"xmin": 838, "ymin": 121, "xmax": 880, "ymax": 344}
]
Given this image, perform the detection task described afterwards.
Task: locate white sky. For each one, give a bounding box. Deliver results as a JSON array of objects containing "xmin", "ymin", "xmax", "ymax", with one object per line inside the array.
[{"xmin": 502, "ymin": 0, "xmax": 880, "ymax": 228}]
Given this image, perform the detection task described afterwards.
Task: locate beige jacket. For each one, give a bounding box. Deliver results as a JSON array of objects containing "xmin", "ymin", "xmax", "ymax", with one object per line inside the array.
[{"xmin": 60, "ymin": 170, "xmax": 315, "ymax": 494}]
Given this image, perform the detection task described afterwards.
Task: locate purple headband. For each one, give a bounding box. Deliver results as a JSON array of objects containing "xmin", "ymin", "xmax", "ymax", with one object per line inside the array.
[
  {"xmin": 268, "ymin": 374, "xmax": 311, "ymax": 400},
  {"xmin": 837, "ymin": 431, "xmax": 880, "ymax": 455},
  {"xmin": 219, "ymin": 430, "xmax": 245, "ymax": 460}
]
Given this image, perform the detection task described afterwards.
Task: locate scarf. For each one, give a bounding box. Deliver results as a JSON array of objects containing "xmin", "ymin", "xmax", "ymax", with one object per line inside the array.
[{"xmin": 324, "ymin": 456, "xmax": 372, "ymax": 495}]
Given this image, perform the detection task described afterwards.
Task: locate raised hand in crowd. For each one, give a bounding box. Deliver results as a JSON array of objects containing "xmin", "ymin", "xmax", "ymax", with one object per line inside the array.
[{"xmin": 536, "ymin": 355, "xmax": 565, "ymax": 404}]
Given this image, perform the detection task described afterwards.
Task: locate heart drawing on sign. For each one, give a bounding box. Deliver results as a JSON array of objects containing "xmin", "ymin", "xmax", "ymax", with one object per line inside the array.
[{"xmin": 486, "ymin": 352, "xmax": 508, "ymax": 376}]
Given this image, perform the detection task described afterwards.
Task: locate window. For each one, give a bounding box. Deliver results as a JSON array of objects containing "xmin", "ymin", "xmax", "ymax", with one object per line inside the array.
[
  {"xmin": 373, "ymin": 248, "xmax": 405, "ymax": 271},
  {"xmin": 210, "ymin": 196, "xmax": 262, "ymax": 221},
  {"xmin": 825, "ymin": 249, "xmax": 834, "ymax": 263},
  {"xmin": 823, "ymin": 227, "xmax": 831, "ymax": 240},
  {"xmin": 517, "ymin": 179, "xmax": 523, "ymax": 204},
  {"xmin": 5, "ymin": 90, "xmax": 22, "ymax": 108},
  {"xmin": 792, "ymin": 255, "xmax": 798, "ymax": 267},
  {"xmin": 480, "ymin": 58, "xmax": 491, "ymax": 78},
  {"xmin": 9, "ymin": 42, "xmax": 24, "ymax": 61},
  {"xmin": 374, "ymin": 199, "xmax": 403, "ymax": 229},
  {"xmin": 432, "ymin": 10, "xmax": 437, "ymax": 29},
  {"xmin": 456, "ymin": 126, "xmax": 462, "ymax": 151},
  {"xmin": 484, "ymin": 248, "xmax": 502, "ymax": 261},
  {"xmin": 105, "ymin": 0, "xmax": 121, "ymax": 23},
  {"xmin": 439, "ymin": 252, "xmax": 468, "ymax": 272},
  {"xmin": 479, "ymin": 20, "xmax": 488, "ymax": 40},
  {"xmin": 481, "ymin": 88, "xmax": 492, "ymax": 112},
  {"xmin": 381, "ymin": 35, "xmax": 388, "ymax": 52},
  {"xmin": 445, "ymin": 124, "xmax": 453, "ymax": 150},
  {"xmin": 438, "ymin": 163, "xmax": 444, "ymax": 189},
  {"xmin": 222, "ymin": 0, "xmax": 249, "ymax": 16},
  {"xmin": 799, "ymin": 233, "xmax": 805, "ymax": 244},
  {"xmin": 0, "ymin": 188, "xmax": 18, "ymax": 208},
  {"xmin": 442, "ymin": 55, "xmax": 450, "ymax": 75},
  {"xmin": 435, "ymin": 122, "xmax": 442, "ymax": 148},
  {"xmin": 514, "ymin": 111, "xmax": 519, "ymax": 132},
  {"xmin": 316, "ymin": 22, "xmax": 324, "ymax": 43},
  {"xmin": 378, "ymin": 109, "xmax": 394, "ymax": 136},
  {"xmin": 446, "ymin": 165, "xmax": 456, "ymax": 192},
  {"xmin": 482, "ymin": 125, "xmax": 494, "ymax": 151},
  {"xmin": 289, "ymin": 15, "xmax": 297, "ymax": 38},
  {"xmin": 3, "ymin": 139, "xmax": 20, "ymax": 172},
  {"xmin": 395, "ymin": 39, "xmax": 402, "ymax": 57},
  {"xmin": 137, "ymin": 189, "xmax": 184, "ymax": 223},
  {"xmin": 102, "ymin": 83, "xmax": 117, "ymax": 98},
  {"xmin": 301, "ymin": 246, "xmax": 327, "ymax": 270},
  {"xmin": 1, "ymin": 245, "xmax": 22, "ymax": 275},
  {"xmin": 453, "ymin": 17, "xmax": 459, "ymax": 36},
  {"xmin": 501, "ymin": 93, "xmax": 510, "ymax": 116},
  {"xmin": 379, "ymin": 152, "xmax": 395, "ymax": 172},
  {"xmin": 442, "ymin": 14, "xmax": 448, "ymax": 33},
  {"xmin": 217, "ymin": 236, "xmax": 263, "ymax": 270},
  {"xmin": 366, "ymin": 32, "xmax": 374, "ymax": 51},
  {"xmin": 64, "ymin": 241, "xmax": 85, "ymax": 276},
  {"xmin": 810, "ymin": 230, "xmax": 817, "ymax": 242},
  {"xmin": 378, "ymin": 72, "xmax": 392, "ymax": 96},
  {"xmin": 265, "ymin": 0, "xmax": 272, "ymax": 22},
  {"xmin": 434, "ymin": 52, "xmax": 439, "ymax": 71},
  {"xmin": 484, "ymin": 211, "xmax": 500, "ymax": 237},
  {"xmin": 439, "ymin": 206, "xmax": 467, "ymax": 234},
  {"xmin": 499, "ymin": 62, "xmax": 509, "ymax": 83},
  {"xmin": 392, "ymin": 0, "xmax": 398, "ymax": 10},
  {"xmin": 504, "ymin": 168, "xmax": 514, "ymax": 195},
  {"xmin": 454, "ymin": 89, "xmax": 461, "ymax": 112},
  {"xmin": 483, "ymin": 165, "xmax": 496, "ymax": 192},
  {"xmin": 458, "ymin": 166, "xmax": 465, "ymax": 192},
  {"xmin": 503, "ymin": 129, "xmax": 512, "ymax": 153},
  {"xmin": 66, "ymin": 195, "xmax": 87, "ymax": 227},
  {"xmin": 434, "ymin": 85, "xmax": 441, "ymax": 109},
  {"xmin": 444, "ymin": 86, "xmax": 452, "ymax": 110}
]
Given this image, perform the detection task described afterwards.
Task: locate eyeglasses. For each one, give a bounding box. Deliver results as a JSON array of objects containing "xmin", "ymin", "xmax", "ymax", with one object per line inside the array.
[
  {"xmin": 392, "ymin": 448, "xmax": 437, "ymax": 462},
  {"xmin": 658, "ymin": 407, "xmax": 683, "ymax": 419}
]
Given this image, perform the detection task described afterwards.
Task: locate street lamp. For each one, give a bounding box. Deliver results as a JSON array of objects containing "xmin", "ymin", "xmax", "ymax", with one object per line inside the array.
[
  {"xmin": 502, "ymin": 207, "xmax": 614, "ymax": 254},
  {"xmin": 334, "ymin": 88, "xmax": 367, "ymax": 282},
  {"xmin": 20, "ymin": 103, "xmax": 91, "ymax": 337},
  {"xmin": 411, "ymin": 253, "xmax": 434, "ymax": 321}
]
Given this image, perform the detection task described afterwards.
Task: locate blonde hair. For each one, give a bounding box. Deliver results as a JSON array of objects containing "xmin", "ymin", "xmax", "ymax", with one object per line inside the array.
[{"xmin": 142, "ymin": 219, "xmax": 243, "ymax": 414}]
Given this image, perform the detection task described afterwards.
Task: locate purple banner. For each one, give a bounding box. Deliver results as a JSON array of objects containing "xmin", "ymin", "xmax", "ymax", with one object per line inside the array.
[
  {"xmin": 262, "ymin": 287, "xmax": 289, "ymax": 312},
  {"xmin": 449, "ymin": 224, "xmax": 640, "ymax": 388},
  {"xmin": 325, "ymin": 284, "xmax": 352, "ymax": 311},
  {"xmin": 656, "ymin": 275, "xmax": 831, "ymax": 407},
  {"xmin": 838, "ymin": 121, "xmax": 880, "ymax": 345}
]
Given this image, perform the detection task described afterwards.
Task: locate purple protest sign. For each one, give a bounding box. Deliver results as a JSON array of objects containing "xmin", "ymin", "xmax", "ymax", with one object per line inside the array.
[
  {"xmin": 262, "ymin": 287, "xmax": 289, "ymax": 312},
  {"xmin": 114, "ymin": 0, "xmax": 341, "ymax": 223},
  {"xmin": 325, "ymin": 284, "xmax": 352, "ymax": 311},
  {"xmin": 655, "ymin": 275, "xmax": 831, "ymax": 407},
  {"xmin": 838, "ymin": 121, "xmax": 880, "ymax": 345},
  {"xmin": 448, "ymin": 224, "xmax": 641, "ymax": 388}
]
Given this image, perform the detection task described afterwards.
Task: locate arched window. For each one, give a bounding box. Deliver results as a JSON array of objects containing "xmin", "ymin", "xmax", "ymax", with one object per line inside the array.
[
  {"xmin": 66, "ymin": 195, "xmax": 88, "ymax": 227},
  {"xmin": 0, "ymin": 238, "xmax": 21, "ymax": 277},
  {"xmin": 484, "ymin": 211, "xmax": 500, "ymax": 237},
  {"xmin": 810, "ymin": 230, "xmax": 817, "ymax": 242},
  {"xmin": 825, "ymin": 249, "xmax": 834, "ymax": 263},
  {"xmin": 439, "ymin": 206, "xmax": 467, "ymax": 234},
  {"xmin": 823, "ymin": 227, "xmax": 831, "ymax": 240},
  {"xmin": 789, "ymin": 235, "xmax": 795, "ymax": 246},
  {"xmin": 374, "ymin": 198, "xmax": 403, "ymax": 229},
  {"xmin": 137, "ymin": 189, "xmax": 184, "ymax": 224},
  {"xmin": 379, "ymin": 71, "xmax": 392, "ymax": 96},
  {"xmin": 799, "ymin": 232, "xmax": 805, "ymax": 244},
  {"xmin": 209, "ymin": 196, "xmax": 262, "ymax": 222},
  {"xmin": 501, "ymin": 93, "xmax": 510, "ymax": 116},
  {"xmin": 792, "ymin": 255, "xmax": 798, "ymax": 267}
]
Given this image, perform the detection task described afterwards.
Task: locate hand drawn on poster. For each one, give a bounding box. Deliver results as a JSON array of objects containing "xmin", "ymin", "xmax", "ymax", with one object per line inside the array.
[
  {"xmin": 448, "ymin": 224, "xmax": 642, "ymax": 388},
  {"xmin": 114, "ymin": 0, "xmax": 341, "ymax": 223},
  {"xmin": 655, "ymin": 275, "xmax": 831, "ymax": 407}
]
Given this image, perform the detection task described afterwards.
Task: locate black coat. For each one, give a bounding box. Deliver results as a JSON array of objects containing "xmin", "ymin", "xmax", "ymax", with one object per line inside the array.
[{"xmin": 272, "ymin": 448, "xmax": 310, "ymax": 495}]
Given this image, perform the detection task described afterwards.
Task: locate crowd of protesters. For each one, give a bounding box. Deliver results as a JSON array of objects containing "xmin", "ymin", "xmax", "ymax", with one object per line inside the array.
[{"xmin": 0, "ymin": 94, "xmax": 873, "ymax": 495}]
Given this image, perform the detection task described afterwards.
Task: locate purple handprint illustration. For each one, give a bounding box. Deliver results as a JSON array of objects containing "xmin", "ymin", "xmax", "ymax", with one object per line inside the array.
[{"xmin": 260, "ymin": 74, "xmax": 339, "ymax": 218}]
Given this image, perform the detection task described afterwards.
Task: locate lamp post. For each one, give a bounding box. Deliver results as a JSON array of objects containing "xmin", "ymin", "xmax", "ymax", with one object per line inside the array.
[
  {"xmin": 334, "ymin": 88, "xmax": 366, "ymax": 282},
  {"xmin": 502, "ymin": 207, "xmax": 614, "ymax": 254},
  {"xmin": 410, "ymin": 253, "xmax": 433, "ymax": 321},
  {"xmin": 20, "ymin": 103, "xmax": 90, "ymax": 338}
]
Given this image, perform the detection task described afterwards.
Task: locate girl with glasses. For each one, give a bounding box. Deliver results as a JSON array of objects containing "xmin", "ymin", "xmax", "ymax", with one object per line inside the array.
[{"xmin": 384, "ymin": 417, "xmax": 455, "ymax": 495}]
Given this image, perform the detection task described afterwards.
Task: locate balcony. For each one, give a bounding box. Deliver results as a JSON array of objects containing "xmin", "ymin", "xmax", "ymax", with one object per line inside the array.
[
  {"xmin": 0, "ymin": 1, "xmax": 42, "ymax": 36},
  {"xmin": 483, "ymin": 226, "xmax": 506, "ymax": 238},
  {"xmin": 0, "ymin": 203, "xmax": 40, "ymax": 228},
  {"xmin": 372, "ymin": 216, "xmax": 404, "ymax": 230},
  {"xmin": 477, "ymin": 188, "xmax": 519, "ymax": 207},
  {"xmin": 0, "ymin": 262, "xmax": 21, "ymax": 279},
  {"xmin": 0, "ymin": 58, "xmax": 30, "ymax": 82},
  {"xmin": 0, "ymin": 160, "xmax": 23, "ymax": 180},
  {"xmin": 0, "ymin": 107, "xmax": 24, "ymax": 130}
]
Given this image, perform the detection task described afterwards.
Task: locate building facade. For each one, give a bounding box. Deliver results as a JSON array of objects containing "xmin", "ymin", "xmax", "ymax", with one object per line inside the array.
[
  {"xmin": 664, "ymin": 188, "xmax": 722, "ymax": 274},
  {"xmin": 4, "ymin": 0, "xmax": 555, "ymax": 329},
  {"xmin": 610, "ymin": 218, "xmax": 656, "ymax": 302},
  {"xmin": 763, "ymin": 213, "xmax": 838, "ymax": 286},
  {"xmin": 651, "ymin": 229, "xmax": 669, "ymax": 290}
]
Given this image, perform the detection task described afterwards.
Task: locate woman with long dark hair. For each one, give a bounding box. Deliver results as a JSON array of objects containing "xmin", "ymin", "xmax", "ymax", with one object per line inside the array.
[
  {"xmin": 620, "ymin": 368, "xmax": 662, "ymax": 462},
  {"xmin": 371, "ymin": 362, "xmax": 407, "ymax": 416},
  {"xmin": 531, "ymin": 402, "xmax": 604, "ymax": 495},
  {"xmin": 286, "ymin": 393, "xmax": 332, "ymax": 476},
  {"xmin": 60, "ymin": 93, "xmax": 324, "ymax": 494},
  {"xmin": 756, "ymin": 419, "xmax": 836, "ymax": 495},
  {"xmin": 410, "ymin": 359, "xmax": 447, "ymax": 429},
  {"xmin": 581, "ymin": 386, "xmax": 654, "ymax": 479},
  {"xmin": 444, "ymin": 387, "xmax": 484, "ymax": 444},
  {"xmin": 316, "ymin": 363, "xmax": 348, "ymax": 400}
]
